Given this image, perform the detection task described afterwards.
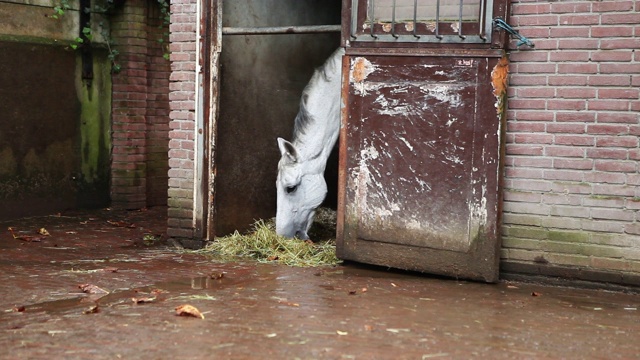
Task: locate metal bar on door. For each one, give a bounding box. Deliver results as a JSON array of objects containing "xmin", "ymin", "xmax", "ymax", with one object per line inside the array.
[
  {"xmin": 478, "ymin": 0, "xmax": 487, "ymax": 40},
  {"xmin": 222, "ymin": 25, "xmax": 341, "ymax": 35},
  {"xmin": 435, "ymin": 0, "xmax": 442, "ymax": 39},
  {"xmin": 391, "ymin": 0, "xmax": 398, "ymax": 38},
  {"xmin": 369, "ymin": 0, "xmax": 378, "ymax": 38},
  {"xmin": 458, "ymin": 0, "xmax": 466, "ymax": 39},
  {"xmin": 412, "ymin": 0, "xmax": 420, "ymax": 39}
]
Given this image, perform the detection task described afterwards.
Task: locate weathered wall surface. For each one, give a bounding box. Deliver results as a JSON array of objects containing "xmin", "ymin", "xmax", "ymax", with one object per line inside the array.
[
  {"xmin": 0, "ymin": 0, "xmax": 111, "ymax": 218},
  {"xmin": 0, "ymin": 0, "xmax": 170, "ymax": 218},
  {"xmin": 502, "ymin": 0, "xmax": 640, "ymax": 285}
]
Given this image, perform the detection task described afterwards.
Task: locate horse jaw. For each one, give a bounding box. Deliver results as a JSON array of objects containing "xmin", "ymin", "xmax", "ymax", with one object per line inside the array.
[{"xmin": 275, "ymin": 171, "xmax": 326, "ymax": 240}]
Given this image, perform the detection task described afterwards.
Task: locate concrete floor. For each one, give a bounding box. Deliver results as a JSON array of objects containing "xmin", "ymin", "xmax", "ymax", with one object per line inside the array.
[{"xmin": 1, "ymin": 207, "xmax": 639, "ymax": 359}]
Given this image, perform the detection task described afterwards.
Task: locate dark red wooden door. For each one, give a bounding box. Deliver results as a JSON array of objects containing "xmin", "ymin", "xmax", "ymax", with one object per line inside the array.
[{"xmin": 336, "ymin": 0, "xmax": 510, "ymax": 282}]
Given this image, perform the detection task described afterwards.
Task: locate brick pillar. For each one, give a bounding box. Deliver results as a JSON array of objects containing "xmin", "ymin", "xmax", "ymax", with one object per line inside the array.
[
  {"xmin": 167, "ymin": 0, "xmax": 198, "ymax": 238},
  {"xmin": 110, "ymin": 0, "xmax": 149, "ymax": 209}
]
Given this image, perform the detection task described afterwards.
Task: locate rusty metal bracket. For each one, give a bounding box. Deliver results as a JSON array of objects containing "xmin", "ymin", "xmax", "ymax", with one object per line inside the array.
[{"xmin": 493, "ymin": 18, "xmax": 534, "ymax": 48}]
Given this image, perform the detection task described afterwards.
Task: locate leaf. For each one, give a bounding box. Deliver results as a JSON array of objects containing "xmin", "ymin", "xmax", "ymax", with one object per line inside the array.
[
  {"xmin": 107, "ymin": 220, "xmax": 136, "ymax": 228},
  {"xmin": 132, "ymin": 297, "xmax": 156, "ymax": 304},
  {"xmin": 175, "ymin": 304, "xmax": 204, "ymax": 319},
  {"xmin": 83, "ymin": 305, "xmax": 100, "ymax": 314},
  {"xmin": 8, "ymin": 227, "xmax": 46, "ymax": 242},
  {"xmin": 209, "ymin": 271, "xmax": 224, "ymax": 280},
  {"xmin": 78, "ymin": 284, "xmax": 109, "ymax": 294}
]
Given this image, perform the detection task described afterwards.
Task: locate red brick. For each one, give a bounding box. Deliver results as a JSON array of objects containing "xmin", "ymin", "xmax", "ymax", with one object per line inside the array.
[
  {"xmin": 587, "ymin": 75, "xmax": 631, "ymax": 87},
  {"xmin": 517, "ymin": 87, "xmax": 556, "ymax": 98},
  {"xmin": 600, "ymin": 63, "xmax": 640, "ymax": 74},
  {"xmin": 510, "ymin": 110, "xmax": 552, "ymax": 121},
  {"xmin": 547, "ymin": 100, "xmax": 586, "ymax": 111},
  {"xmin": 548, "ymin": 75, "xmax": 588, "ymax": 86},
  {"xmin": 601, "ymin": 13, "xmax": 640, "ymax": 25},
  {"xmin": 598, "ymin": 88, "xmax": 639, "ymax": 99},
  {"xmin": 554, "ymin": 135, "xmax": 595, "ymax": 146},
  {"xmin": 509, "ymin": 75, "xmax": 548, "ymax": 86},
  {"xmin": 550, "ymin": 2, "xmax": 592, "ymax": 14},
  {"xmin": 586, "ymin": 148, "xmax": 629, "ymax": 160},
  {"xmin": 556, "ymin": 88, "xmax": 596, "ymax": 99},
  {"xmin": 555, "ymin": 112, "xmax": 596, "ymax": 123},
  {"xmin": 597, "ymin": 112, "xmax": 639, "ymax": 124},
  {"xmin": 548, "ymin": 51, "xmax": 590, "ymax": 62},
  {"xmin": 550, "ymin": 27, "xmax": 591, "ymax": 38},
  {"xmin": 543, "ymin": 169, "xmax": 584, "ymax": 182},
  {"xmin": 515, "ymin": 15, "xmax": 559, "ymax": 26},
  {"xmin": 592, "ymin": 1, "xmax": 634, "ymax": 12},
  {"xmin": 557, "ymin": 63, "xmax": 598, "ymax": 74},
  {"xmin": 596, "ymin": 136, "xmax": 638, "ymax": 148},
  {"xmin": 592, "ymin": 26, "xmax": 634, "ymax": 38},
  {"xmin": 514, "ymin": 133, "xmax": 554, "ymax": 144},
  {"xmin": 505, "ymin": 168, "xmax": 544, "ymax": 179},
  {"xmin": 584, "ymin": 172, "xmax": 627, "ymax": 184},
  {"xmin": 590, "ymin": 51, "xmax": 634, "ymax": 62},
  {"xmin": 557, "ymin": 39, "xmax": 600, "ymax": 50},
  {"xmin": 554, "ymin": 159, "xmax": 593, "ymax": 170},
  {"xmin": 559, "ymin": 14, "xmax": 600, "ymax": 26},
  {"xmin": 601, "ymin": 39, "xmax": 640, "ymax": 50},
  {"xmin": 508, "ymin": 122, "xmax": 546, "ymax": 132},
  {"xmin": 511, "ymin": 3, "xmax": 551, "ymax": 15},
  {"xmin": 506, "ymin": 144, "xmax": 544, "ymax": 156},
  {"xmin": 508, "ymin": 99, "xmax": 547, "ymax": 109},
  {"xmin": 545, "ymin": 146, "xmax": 586, "ymax": 158},
  {"xmin": 594, "ymin": 160, "xmax": 637, "ymax": 173},
  {"xmin": 587, "ymin": 100, "xmax": 631, "ymax": 111},
  {"xmin": 514, "ymin": 63, "xmax": 557, "ymax": 73},
  {"xmin": 547, "ymin": 123, "xmax": 586, "ymax": 134}
]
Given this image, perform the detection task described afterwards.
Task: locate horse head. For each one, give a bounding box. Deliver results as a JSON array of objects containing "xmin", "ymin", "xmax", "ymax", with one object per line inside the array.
[{"xmin": 275, "ymin": 137, "xmax": 327, "ymax": 240}]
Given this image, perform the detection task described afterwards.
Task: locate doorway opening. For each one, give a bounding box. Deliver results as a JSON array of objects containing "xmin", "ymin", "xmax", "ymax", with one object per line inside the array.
[{"xmin": 213, "ymin": 0, "xmax": 343, "ymax": 236}]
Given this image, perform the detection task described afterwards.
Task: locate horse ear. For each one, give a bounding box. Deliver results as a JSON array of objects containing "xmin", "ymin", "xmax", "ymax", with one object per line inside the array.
[{"xmin": 277, "ymin": 137, "xmax": 298, "ymax": 163}]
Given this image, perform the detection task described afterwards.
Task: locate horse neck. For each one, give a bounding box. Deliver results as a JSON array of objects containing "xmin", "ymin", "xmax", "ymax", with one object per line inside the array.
[{"xmin": 292, "ymin": 50, "xmax": 342, "ymax": 172}]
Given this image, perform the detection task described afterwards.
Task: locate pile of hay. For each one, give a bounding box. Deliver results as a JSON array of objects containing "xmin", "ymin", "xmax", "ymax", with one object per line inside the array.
[{"xmin": 202, "ymin": 208, "xmax": 340, "ymax": 267}]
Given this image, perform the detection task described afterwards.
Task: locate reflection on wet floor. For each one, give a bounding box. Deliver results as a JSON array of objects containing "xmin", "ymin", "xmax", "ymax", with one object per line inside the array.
[{"xmin": 1, "ymin": 207, "xmax": 640, "ymax": 359}]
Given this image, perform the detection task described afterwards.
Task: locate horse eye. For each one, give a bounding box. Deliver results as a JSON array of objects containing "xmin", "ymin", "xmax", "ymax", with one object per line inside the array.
[{"xmin": 286, "ymin": 185, "xmax": 297, "ymax": 194}]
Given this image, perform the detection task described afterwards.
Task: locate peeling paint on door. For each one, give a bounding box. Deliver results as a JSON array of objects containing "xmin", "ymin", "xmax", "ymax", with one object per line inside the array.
[{"xmin": 339, "ymin": 54, "xmax": 504, "ymax": 281}]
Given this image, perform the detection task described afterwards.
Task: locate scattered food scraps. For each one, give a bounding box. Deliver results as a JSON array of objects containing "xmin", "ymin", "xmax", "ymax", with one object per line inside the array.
[
  {"xmin": 175, "ymin": 304, "xmax": 204, "ymax": 319},
  {"xmin": 348, "ymin": 290, "xmax": 357, "ymax": 295},
  {"xmin": 336, "ymin": 330, "xmax": 348, "ymax": 336},
  {"xmin": 78, "ymin": 284, "xmax": 109, "ymax": 294},
  {"xmin": 13, "ymin": 306, "xmax": 26, "ymax": 313},
  {"xmin": 531, "ymin": 292, "xmax": 541, "ymax": 297},
  {"xmin": 37, "ymin": 228, "xmax": 51, "ymax": 236},
  {"xmin": 391, "ymin": 283, "xmax": 398, "ymax": 288}
]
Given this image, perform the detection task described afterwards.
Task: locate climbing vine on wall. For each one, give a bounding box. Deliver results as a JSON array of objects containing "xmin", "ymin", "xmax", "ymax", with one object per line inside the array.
[{"xmin": 48, "ymin": 0, "xmax": 171, "ymax": 72}]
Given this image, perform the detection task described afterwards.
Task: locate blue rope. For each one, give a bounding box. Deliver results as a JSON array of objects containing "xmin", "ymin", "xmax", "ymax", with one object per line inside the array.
[{"xmin": 493, "ymin": 18, "xmax": 535, "ymax": 48}]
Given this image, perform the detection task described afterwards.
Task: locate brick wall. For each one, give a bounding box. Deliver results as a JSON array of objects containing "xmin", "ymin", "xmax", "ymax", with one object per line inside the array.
[
  {"xmin": 502, "ymin": 0, "xmax": 640, "ymax": 285},
  {"xmin": 166, "ymin": 0, "xmax": 197, "ymax": 238},
  {"xmin": 110, "ymin": 0, "xmax": 170, "ymax": 209}
]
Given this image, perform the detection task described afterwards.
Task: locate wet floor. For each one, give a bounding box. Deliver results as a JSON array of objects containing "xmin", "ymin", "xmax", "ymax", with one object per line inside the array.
[{"xmin": 1, "ymin": 207, "xmax": 639, "ymax": 359}]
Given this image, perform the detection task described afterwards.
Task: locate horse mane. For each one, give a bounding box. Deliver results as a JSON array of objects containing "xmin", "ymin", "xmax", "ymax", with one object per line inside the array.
[{"xmin": 292, "ymin": 49, "xmax": 342, "ymax": 142}]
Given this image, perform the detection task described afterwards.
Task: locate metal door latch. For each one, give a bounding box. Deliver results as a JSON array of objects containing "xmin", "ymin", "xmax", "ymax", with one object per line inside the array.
[{"xmin": 493, "ymin": 18, "xmax": 535, "ymax": 48}]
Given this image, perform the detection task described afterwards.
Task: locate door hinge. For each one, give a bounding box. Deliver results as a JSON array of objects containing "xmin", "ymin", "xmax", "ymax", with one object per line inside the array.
[{"xmin": 493, "ymin": 18, "xmax": 535, "ymax": 48}]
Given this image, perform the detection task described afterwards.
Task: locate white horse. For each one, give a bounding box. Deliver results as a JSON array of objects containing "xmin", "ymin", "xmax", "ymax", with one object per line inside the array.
[{"xmin": 276, "ymin": 47, "xmax": 345, "ymax": 240}]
